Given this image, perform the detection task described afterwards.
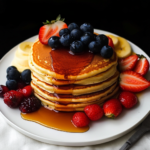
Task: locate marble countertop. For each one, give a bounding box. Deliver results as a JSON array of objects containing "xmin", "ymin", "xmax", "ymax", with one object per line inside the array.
[{"xmin": 0, "ymin": 113, "xmax": 150, "ymax": 150}]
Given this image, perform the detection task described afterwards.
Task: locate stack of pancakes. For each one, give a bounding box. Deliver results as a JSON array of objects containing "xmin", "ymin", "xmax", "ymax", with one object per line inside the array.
[{"xmin": 29, "ymin": 40, "xmax": 119, "ymax": 111}]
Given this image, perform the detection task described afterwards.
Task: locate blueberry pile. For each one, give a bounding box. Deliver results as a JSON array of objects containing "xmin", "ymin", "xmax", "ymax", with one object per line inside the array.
[
  {"xmin": 48, "ymin": 22, "xmax": 113, "ymax": 59},
  {"xmin": 6, "ymin": 66, "xmax": 31, "ymax": 90}
]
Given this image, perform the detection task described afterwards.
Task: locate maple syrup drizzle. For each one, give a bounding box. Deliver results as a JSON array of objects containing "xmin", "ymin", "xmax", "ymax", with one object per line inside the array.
[
  {"xmin": 50, "ymin": 48, "xmax": 94, "ymax": 97},
  {"xmin": 21, "ymin": 106, "xmax": 89, "ymax": 133},
  {"xmin": 50, "ymin": 48, "xmax": 94, "ymax": 79}
]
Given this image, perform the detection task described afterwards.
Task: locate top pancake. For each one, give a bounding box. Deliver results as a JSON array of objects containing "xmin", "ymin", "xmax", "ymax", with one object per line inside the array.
[{"xmin": 31, "ymin": 40, "xmax": 118, "ymax": 80}]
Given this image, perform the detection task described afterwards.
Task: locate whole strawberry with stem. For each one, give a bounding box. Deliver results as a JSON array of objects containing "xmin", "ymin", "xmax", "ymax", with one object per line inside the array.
[
  {"xmin": 39, "ymin": 14, "xmax": 68, "ymax": 45},
  {"xmin": 103, "ymin": 99, "xmax": 122, "ymax": 118}
]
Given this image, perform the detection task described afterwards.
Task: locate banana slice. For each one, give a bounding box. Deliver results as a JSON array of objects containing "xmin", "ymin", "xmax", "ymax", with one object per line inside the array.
[
  {"xmin": 106, "ymin": 34, "xmax": 119, "ymax": 46},
  {"xmin": 14, "ymin": 50, "xmax": 29, "ymax": 66},
  {"xmin": 10, "ymin": 41, "xmax": 33, "ymax": 72},
  {"xmin": 18, "ymin": 42, "xmax": 33, "ymax": 55},
  {"xmin": 114, "ymin": 36, "xmax": 132, "ymax": 58}
]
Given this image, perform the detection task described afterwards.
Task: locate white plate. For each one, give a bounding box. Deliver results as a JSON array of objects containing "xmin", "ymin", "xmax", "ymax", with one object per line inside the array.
[{"xmin": 0, "ymin": 29, "xmax": 150, "ymax": 146}]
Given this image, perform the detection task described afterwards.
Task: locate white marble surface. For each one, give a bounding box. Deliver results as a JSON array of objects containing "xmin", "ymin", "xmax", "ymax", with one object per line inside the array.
[{"xmin": 0, "ymin": 113, "xmax": 150, "ymax": 150}]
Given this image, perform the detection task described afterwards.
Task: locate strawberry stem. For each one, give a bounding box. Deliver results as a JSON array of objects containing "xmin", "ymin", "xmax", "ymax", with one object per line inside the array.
[
  {"xmin": 43, "ymin": 14, "xmax": 65, "ymax": 25},
  {"xmin": 137, "ymin": 54, "xmax": 145, "ymax": 59},
  {"xmin": 105, "ymin": 114, "xmax": 115, "ymax": 119}
]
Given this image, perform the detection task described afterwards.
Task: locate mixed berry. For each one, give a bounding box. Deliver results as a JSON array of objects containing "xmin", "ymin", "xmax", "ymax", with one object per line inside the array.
[
  {"xmin": 48, "ymin": 23, "xmax": 114, "ymax": 58},
  {"xmin": 0, "ymin": 66, "xmax": 41, "ymax": 113},
  {"xmin": 39, "ymin": 15, "xmax": 114, "ymax": 59}
]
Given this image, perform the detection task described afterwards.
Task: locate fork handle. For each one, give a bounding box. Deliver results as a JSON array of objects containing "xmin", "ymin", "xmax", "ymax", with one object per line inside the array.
[{"xmin": 120, "ymin": 125, "xmax": 150, "ymax": 150}]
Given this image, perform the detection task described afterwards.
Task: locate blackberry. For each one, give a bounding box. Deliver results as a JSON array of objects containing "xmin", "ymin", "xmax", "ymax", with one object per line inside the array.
[{"xmin": 19, "ymin": 96, "xmax": 41, "ymax": 113}]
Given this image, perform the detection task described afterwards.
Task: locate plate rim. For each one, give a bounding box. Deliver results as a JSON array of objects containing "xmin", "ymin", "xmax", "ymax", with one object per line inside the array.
[{"xmin": 0, "ymin": 29, "xmax": 150, "ymax": 146}]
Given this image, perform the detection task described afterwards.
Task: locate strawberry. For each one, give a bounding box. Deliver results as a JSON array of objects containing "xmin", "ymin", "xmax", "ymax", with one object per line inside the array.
[
  {"xmin": 120, "ymin": 71, "xmax": 150, "ymax": 92},
  {"xmin": 4, "ymin": 90, "xmax": 24, "ymax": 108},
  {"xmin": 118, "ymin": 54, "xmax": 138, "ymax": 71},
  {"xmin": 103, "ymin": 99, "xmax": 122, "ymax": 118},
  {"xmin": 72, "ymin": 112, "xmax": 90, "ymax": 127},
  {"xmin": 39, "ymin": 15, "xmax": 68, "ymax": 45},
  {"xmin": 133, "ymin": 55, "xmax": 149, "ymax": 76},
  {"xmin": 84, "ymin": 104, "xmax": 103, "ymax": 121},
  {"xmin": 107, "ymin": 36, "xmax": 114, "ymax": 49},
  {"xmin": 119, "ymin": 91, "xmax": 138, "ymax": 109}
]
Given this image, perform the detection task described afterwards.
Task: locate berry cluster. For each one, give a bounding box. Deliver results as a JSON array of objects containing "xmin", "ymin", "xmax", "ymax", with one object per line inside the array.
[
  {"xmin": 0, "ymin": 66, "xmax": 41, "ymax": 113},
  {"xmin": 72, "ymin": 91, "xmax": 138, "ymax": 127},
  {"xmin": 6, "ymin": 66, "xmax": 31, "ymax": 90},
  {"xmin": 48, "ymin": 22, "xmax": 114, "ymax": 59}
]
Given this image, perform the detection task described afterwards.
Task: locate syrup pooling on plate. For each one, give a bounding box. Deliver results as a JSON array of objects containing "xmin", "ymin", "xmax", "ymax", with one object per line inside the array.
[{"xmin": 21, "ymin": 106, "xmax": 89, "ymax": 133}]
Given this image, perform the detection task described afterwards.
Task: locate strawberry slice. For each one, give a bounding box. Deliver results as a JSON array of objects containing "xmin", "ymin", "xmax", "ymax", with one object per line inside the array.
[
  {"xmin": 134, "ymin": 55, "xmax": 149, "ymax": 76},
  {"xmin": 119, "ymin": 54, "xmax": 138, "ymax": 71},
  {"xmin": 39, "ymin": 15, "xmax": 68, "ymax": 45},
  {"xmin": 120, "ymin": 70, "xmax": 150, "ymax": 92}
]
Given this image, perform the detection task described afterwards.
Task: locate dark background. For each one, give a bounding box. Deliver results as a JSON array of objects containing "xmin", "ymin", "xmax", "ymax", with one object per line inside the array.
[{"xmin": 0, "ymin": 0, "xmax": 150, "ymax": 59}]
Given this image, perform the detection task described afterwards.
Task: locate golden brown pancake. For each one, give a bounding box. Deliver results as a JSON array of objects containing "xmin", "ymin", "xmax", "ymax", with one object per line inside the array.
[
  {"xmin": 31, "ymin": 81, "xmax": 118, "ymax": 103},
  {"xmin": 34, "ymin": 85, "xmax": 119, "ymax": 111},
  {"xmin": 31, "ymin": 71, "xmax": 119, "ymax": 95},
  {"xmin": 30, "ymin": 39, "xmax": 119, "ymax": 112},
  {"xmin": 30, "ymin": 40, "xmax": 118, "ymax": 80}
]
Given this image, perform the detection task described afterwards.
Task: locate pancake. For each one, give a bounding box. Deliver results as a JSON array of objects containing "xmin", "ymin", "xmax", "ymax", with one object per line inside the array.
[
  {"xmin": 30, "ymin": 39, "xmax": 120, "ymax": 112},
  {"xmin": 29, "ymin": 56, "xmax": 117, "ymax": 85},
  {"xmin": 31, "ymin": 71, "xmax": 119, "ymax": 95},
  {"xmin": 30, "ymin": 40, "xmax": 118, "ymax": 80},
  {"xmin": 31, "ymin": 81, "xmax": 118, "ymax": 103},
  {"xmin": 34, "ymin": 85, "xmax": 119, "ymax": 111}
]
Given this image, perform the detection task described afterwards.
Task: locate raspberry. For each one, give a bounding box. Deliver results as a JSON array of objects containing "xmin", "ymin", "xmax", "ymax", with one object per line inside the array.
[
  {"xmin": 4, "ymin": 90, "xmax": 24, "ymax": 108},
  {"xmin": 22, "ymin": 85, "xmax": 33, "ymax": 97},
  {"xmin": 84, "ymin": 104, "xmax": 104, "ymax": 121},
  {"xmin": 72, "ymin": 112, "xmax": 90, "ymax": 127},
  {"xmin": 119, "ymin": 91, "xmax": 138, "ymax": 109},
  {"xmin": 0, "ymin": 85, "xmax": 9, "ymax": 97},
  {"xmin": 19, "ymin": 96, "xmax": 41, "ymax": 113},
  {"xmin": 16, "ymin": 88, "xmax": 23, "ymax": 93}
]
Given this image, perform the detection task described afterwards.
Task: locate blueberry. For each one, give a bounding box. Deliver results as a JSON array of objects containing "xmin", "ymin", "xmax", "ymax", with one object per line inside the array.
[
  {"xmin": 96, "ymin": 34, "xmax": 108, "ymax": 46},
  {"xmin": 59, "ymin": 28, "xmax": 70, "ymax": 36},
  {"xmin": 70, "ymin": 41, "xmax": 84, "ymax": 54},
  {"xmin": 100, "ymin": 45, "xmax": 114, "ymax": 59},
  {"xmin": 85, "ymin": 32, "xmax": 96, "ymax": 40},
  {"xmin": 68, "ymin": 23, "xmax": 79, "ymax": 31},
  {"xmin": 6, "ymin": 80, "xmax": 17, "ymax": 90},
  {"xmin": 6, "ymin": 66, "xmax": 17, "ymax": 74},
  {"xmin": 7, "ymin": 69, "xmax": 20, "ymax": 81},
  {"xmin": 48, "ymin": 36, "xmax": 61, "ymax": 49},
  {"xmin": 88, "ymin": 41, "xmax": 103, "ymax": 53},
  {"xmin": 80, "ymin": 23, "xmax": 93, "ymax": 33},
  {"xmin": 80, "ymin": 32, "xmax": 93, "ymax": 46},
  {"xmin": 70, "ymin": 29, "xmax": 82, "ymax": 40},
  {"xmin": 21, "ymin": 69, "xmax": 31, "ymax": 83},
  {"xmin": 93, "ymin": 34, "xmax": 97, "ymax": 40},
  {"xmin": 60, "ymin": 33, "xmax": 72, "ymax": 47}
]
